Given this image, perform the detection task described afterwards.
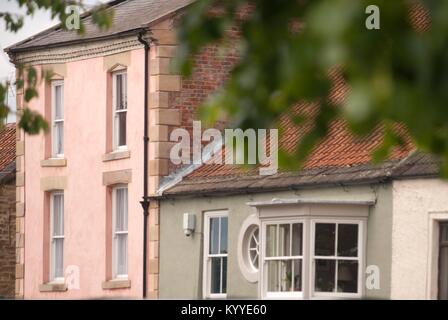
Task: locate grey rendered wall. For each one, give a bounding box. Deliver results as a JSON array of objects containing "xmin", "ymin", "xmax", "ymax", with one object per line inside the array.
[
  {"xmin": 159, "ymin": 184, "xmax": 393, "ymax": 299},
  {"xmin": 365, "ymin": 183, "xmax": 393, "ymax": 299}
]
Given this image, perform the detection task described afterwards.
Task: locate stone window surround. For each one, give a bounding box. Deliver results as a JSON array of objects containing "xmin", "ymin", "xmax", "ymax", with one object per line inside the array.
[
  {"xmin": 42, "ymin": 68, "xmax": 66, "ymax": 163},
  {"xmin": 39, "ymin": 176, "xmax": 67, "ymax": 292},
  {"xmin": 102, "ymin": 169, "xmax": 132, "ymax": 186},
  {"xmin": 39, "ymin": 282, "xmax": 67, "ymax": 293},
  {"xmin": 103, "ymin": 170, "xmax": 132, "ymax": 289},
  {"xmin": 102, "ymin": 279, "xmax": 131, "ymax": 290}
]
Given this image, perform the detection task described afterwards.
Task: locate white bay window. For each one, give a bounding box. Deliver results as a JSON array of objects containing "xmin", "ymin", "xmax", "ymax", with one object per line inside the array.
[
  {"xmin": 250, "ymin": 200, "xmax": 369, "ymax": 299},
  {"xmin": 259, "ymin": 218, "xmax": 365, "ymax": 299}
]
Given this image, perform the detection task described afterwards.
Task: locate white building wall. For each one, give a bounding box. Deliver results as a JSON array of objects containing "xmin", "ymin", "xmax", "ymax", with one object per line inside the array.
[{"xmin": 391, "ymin": 178, "xmax": 448, "ymax": 299}]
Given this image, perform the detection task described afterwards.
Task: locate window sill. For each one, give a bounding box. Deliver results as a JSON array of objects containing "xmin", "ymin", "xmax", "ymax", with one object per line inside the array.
[
  {"xmin": 41, "ymin": 158, "xmax": 67, "ymax": 167},
  {"xmin": 102, "ymin": 279, "xmax": 131, "ymax": 290},
  {"xmin": 102, "ymin": 150, "xmax": 130, "ymax": 162},
  {"xmin": 39, "ymin": 282, "xmax": 67, "ymax": 292}
]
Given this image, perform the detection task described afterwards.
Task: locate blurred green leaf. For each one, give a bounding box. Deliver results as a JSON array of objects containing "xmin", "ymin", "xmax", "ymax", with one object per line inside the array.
[{"xmin": 177, "ymin": 0, "xmax": 448, "ymax": 176}]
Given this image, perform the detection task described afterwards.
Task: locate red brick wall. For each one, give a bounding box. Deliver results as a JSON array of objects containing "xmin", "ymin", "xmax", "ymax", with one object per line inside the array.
[
  {"xmin": 0, "ymin": 181, "xmax": 16, "ymax": 298},
  {"xmin": 167, "ymin": 39, "xmax": 240, "ymax": 173}
]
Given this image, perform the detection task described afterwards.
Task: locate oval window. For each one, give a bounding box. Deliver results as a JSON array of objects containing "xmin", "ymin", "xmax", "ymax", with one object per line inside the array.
[{"xmin": 237, "ymin": 214, "xmax": 260, "ymax": 283}]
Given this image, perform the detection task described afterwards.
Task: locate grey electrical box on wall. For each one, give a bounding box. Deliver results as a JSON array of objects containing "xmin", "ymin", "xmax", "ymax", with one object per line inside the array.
[{"xmin": 183, "ymin": 213, "xmax": 196, "ymax": 236}]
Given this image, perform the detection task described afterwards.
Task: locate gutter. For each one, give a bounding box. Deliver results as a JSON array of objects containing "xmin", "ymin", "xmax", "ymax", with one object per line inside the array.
[
  {"xmin": 6, "ymin": 28, "xmax": 146, "ymax": 55},
  {"xmin": 156, "ymin": 176, "xmax": 393, "ymax": 199},
  {"xmin": 137, "ymin": 31, "xmax": 150, "ymax": 299},
  {"xmin": 247, "ymin": 198, "xmax": 376, "ymax": 207},
  {"xmin": 4, "ymin": 0, "xmax": 131, "ymax": 54}
]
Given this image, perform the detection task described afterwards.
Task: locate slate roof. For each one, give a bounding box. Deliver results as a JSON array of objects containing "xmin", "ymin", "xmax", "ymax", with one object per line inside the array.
[
  {"xmin": 163, "ymin": 152, "xmax": 439, "ymax": 197},
  {"xmin": 6, "ymin": 0, "xmax": 193, "ymax": 52},
  {"xmin": 0, "ymin": 124, "xmax": 16, "ymax": 184}
]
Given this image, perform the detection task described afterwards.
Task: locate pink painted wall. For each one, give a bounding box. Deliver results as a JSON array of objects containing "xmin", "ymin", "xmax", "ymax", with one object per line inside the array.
[{"xmin": 24, "ymin": 49, "xmax": 146, "ymax": 298}]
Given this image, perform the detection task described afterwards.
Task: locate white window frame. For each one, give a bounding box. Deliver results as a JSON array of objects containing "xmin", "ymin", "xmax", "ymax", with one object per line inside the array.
[
  {"xmin": 112, "ymin": 71, "xmax": 127, "ymax": 151},
  {"xmin": 259, "ymin": 217, "xmax": 366, "ymax": 300},
  {"xmin": 50, "ymin": 191, "xmax": 64, "ymax": 283},
  {"xmin": 438, "ymin": 221, "xmax": 448, "ymax": 300},
  {"xmin": 51, "ymin": 80, "xmax": 64, "ymax": 158},
  {"xmin": 247, "ymin": 227, "xmax": 260, "ymax": 271},
  {"xmin": 203, "ymin": 210, "xmax": 228, "ymax": 299},
  {"xmin": 310, "ymin": 219, "xmax": 365, "ymax": 299},
  {"xmin": 260, "ymin": 218, "xmax": 305, "ymax": 299},
  {"xmin": 112, "ymin": 185, "xmax": 128, "ymax": 279}
]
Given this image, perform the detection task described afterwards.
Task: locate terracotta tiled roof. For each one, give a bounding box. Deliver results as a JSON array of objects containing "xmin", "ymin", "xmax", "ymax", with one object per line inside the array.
[
  {"xmin": 163, "ymin": 111, "xmax": 423, "ymax": 195},
  {"xmin": 0, "ymin": 123, "xmax": 16, "ymax": 174},
  {"xmin": 186, "ymin": 107, "xmax": 414, "ymax": 180},
  {"xmin": 183, "ymin": 70, "xmax": 414, "ymax": 180},
  {"xmin": 163, "ymin": 72, "xmax": 433, "ymax": 196}
]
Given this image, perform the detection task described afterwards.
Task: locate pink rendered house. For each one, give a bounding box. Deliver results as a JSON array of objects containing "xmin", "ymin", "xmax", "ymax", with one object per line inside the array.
[{"xmin": 5, "ymin": 0, "xmax": 210, "ymax": 299}]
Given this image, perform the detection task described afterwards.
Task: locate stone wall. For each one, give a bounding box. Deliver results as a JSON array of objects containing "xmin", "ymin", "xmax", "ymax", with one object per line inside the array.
[{"xmin": 0, "ymin": 181, "xmax": 16, "ymax": 298}]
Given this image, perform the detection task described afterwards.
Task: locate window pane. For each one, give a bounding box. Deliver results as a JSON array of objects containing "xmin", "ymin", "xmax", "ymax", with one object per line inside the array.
[
  {"xmin": 222, "ymin": 257, "xmax": 227, "ymax": 294},
  {"xmin": 209, "ymin": 218, "xmax": 220, "ymax": 254},
  {"xmin": 220, "ymin": 217, "xmax": 228, "ymax": 254},
  {"xmin": 279, "ymin": 260, "xmax": 292, "ymax": 291},
  {"xmin": 249, "ymin": 229, "xmax": 258, "ymax": 250},
  {"xmin": 54, "ymin": 85, "xmax": 63, "ymax": 120},
  {"xmin": 315, "ymin": 259, "xmax": 335, "ymax": 292},
  {"xmin": 52, "ymin": 194, "xmax": 63, "ymax": 236},
  {"xmin": 115, "ymin": 188, "xmax": 128, "ymax": 232},
  {"xmin": 439, "ymin": 223, "xmax": 448, "ymax": 300},
  {"xmin": 337, "ymin": 260, "xmax": 358, "ymax": 293},
  {"xmin": 267, "ymin": 260, "xmax": 293, "ymax": 292},
  {"xmin": 54, "ymin": 122, "xmax": 64, "ymax": 155},
  {"xmin": 210, "ymin": 257, "xmax": 221, "ymax": 294},
  {"xmin": 123, "ymin": 73, "xmax": 127, "ymax": 107},
  {"xmin": 293, "ymin": 259, "xmax": 302, "ymax": 291},
  {"xmin": 116, "ymin": 234, "xmax": 128, "ymax": 275},
  {"xmin": 249, "ymin": 228, "xmax": 259, "ymax": 269},
  {"xmin": 116, "ymin": 74, "xmax": 125, "ymax": 110},
  {"xmin": 278, "ymin": 224, "xmax": 290, "ymax": 256},
  {"xmin": 267, "ymin": 260, "xmax": 279, "ymax": 292},
  {"xmin": 266, "ymin": 225, "xmax": 277, "ymax": 257},
  {"xmin": 53, "ymin": 238, "xmax": 64, "ymax": 278},
  {"xmin": 315, "ymin": 223, "xmax": 336, "ymax": 256},
  {"xmin": 118, "ymin": 112, "xmax": 126, "ymax": 146},
  {"xmin": 441, "ymin": 223, "xmax": 448, "ymax": 242},
  {"xmin": 338, "ymin": 224, "xmax": 358, "ymax": 257},
  {"xmin": 292, "ymin": 223, "xmax": 303, "ymax": 256},
  {"xmin": 439, "ymin": 246, "xmax": 448, "ymax": 300}
]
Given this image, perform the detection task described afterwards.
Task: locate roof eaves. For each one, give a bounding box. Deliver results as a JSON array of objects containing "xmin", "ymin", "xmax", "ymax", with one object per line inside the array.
[
  {"xmin": 156, "ymin": 174, "xmax": 393, "ymax": 199},
  {"xmin": 7, "ymin": 27, "xmax": 147, "ymax": 55},
  {"xmin": 5, "ymin": 0, "xmax": 128, "ymax": 54}
]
